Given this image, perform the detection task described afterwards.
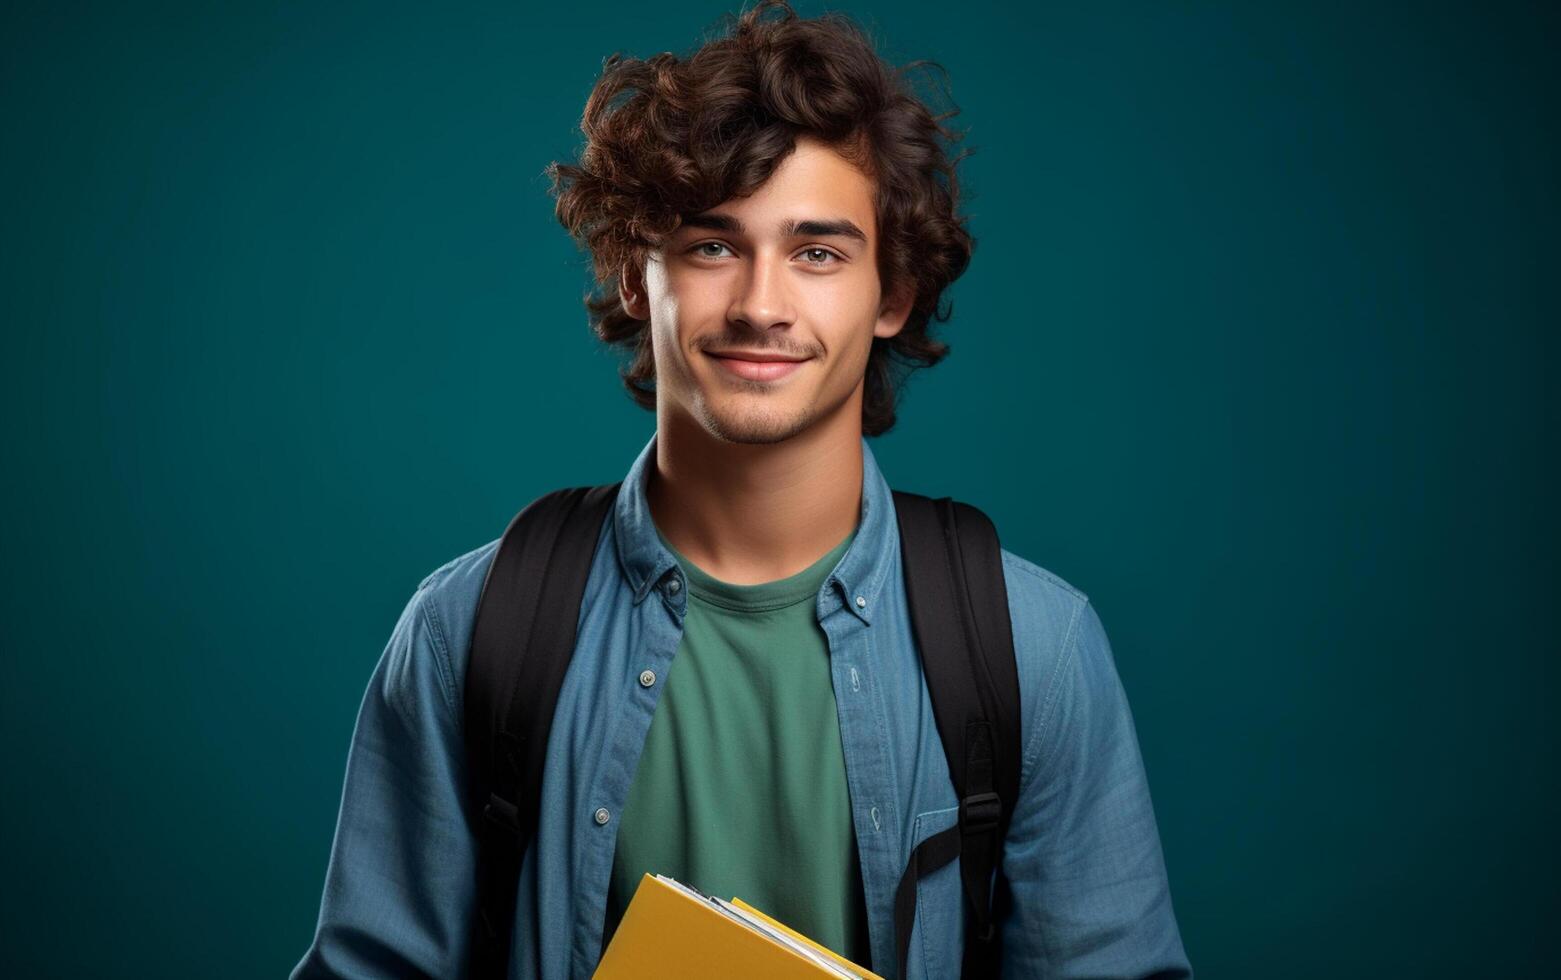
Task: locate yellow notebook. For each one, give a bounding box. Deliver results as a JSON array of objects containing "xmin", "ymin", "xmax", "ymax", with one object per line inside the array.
[{"xmin": 594, "ymin": 873, "xmax": 884, "ymax": 979}]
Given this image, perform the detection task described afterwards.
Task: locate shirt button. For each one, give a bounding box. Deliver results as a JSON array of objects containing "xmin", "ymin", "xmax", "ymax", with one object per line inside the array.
[
  {"xmin": 666, "ymin": 578, "xmax": 682, "ymax": 595},
  {"xmin": 638, "ymin": 669, "xmax": 656, "ymax": 688},
  {"xmin": 594, "ymin": 807, "xmax": 611, "ymax": 826},
  {"xmin": 855, "ymin": 595, "xmax": 867, "ymax": 608}
]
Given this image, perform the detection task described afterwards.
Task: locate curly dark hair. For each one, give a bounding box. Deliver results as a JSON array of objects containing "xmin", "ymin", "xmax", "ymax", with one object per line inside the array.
[{"xmin": 546, "ymin": 0, "xmax": 974, "ymax": 437}]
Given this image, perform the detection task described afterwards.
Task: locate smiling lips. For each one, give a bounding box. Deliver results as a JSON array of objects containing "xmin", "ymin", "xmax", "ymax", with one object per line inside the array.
[{"xmin": 705, "ymin": 350, "xmax": 811, "ymax": 382}]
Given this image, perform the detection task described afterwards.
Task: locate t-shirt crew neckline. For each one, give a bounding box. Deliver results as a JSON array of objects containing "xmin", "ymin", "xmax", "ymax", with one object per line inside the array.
[{"xmin": 653, "ymin": 523, "xmax": 859, "ymax": 613}]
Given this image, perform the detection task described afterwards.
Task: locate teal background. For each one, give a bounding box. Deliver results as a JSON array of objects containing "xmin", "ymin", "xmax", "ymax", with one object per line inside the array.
[{"xmin": 1, "ymin": 1, "xmax": 1555, "ymax": 976}]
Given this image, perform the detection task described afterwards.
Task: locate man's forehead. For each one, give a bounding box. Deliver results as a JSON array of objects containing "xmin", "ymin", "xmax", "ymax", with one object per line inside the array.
[{"xmin": 671, "ymin": 138, "xmax": 876, "ymax": 240}]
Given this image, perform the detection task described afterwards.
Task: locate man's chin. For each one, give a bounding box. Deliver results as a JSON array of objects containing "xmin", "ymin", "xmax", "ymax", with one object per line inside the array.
[{"xmin": 693, "ymin": 400, "xmax": 815, "ymax": 446}]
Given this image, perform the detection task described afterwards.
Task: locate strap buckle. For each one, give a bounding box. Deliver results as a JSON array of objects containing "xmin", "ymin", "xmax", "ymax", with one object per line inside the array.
[
  {"xmin": 483, "ymin": 791, "xmax": 521, "ymax": 834},
  {"xmin": 959, "ymin": 790, "xmax": 1001, "ymax": 835}
]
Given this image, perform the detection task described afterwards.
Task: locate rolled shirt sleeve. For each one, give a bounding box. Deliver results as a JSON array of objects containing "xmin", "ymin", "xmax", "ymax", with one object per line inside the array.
[
  {"xmin": 1000, "ymin": 598, "xmax": 1192, "ymax": 978},
  {"xmin": 292, "ymin": 585, "xmax": 477, "ymax": 978}
]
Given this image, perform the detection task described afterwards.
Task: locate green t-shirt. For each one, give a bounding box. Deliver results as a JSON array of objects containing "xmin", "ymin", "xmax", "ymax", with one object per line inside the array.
[{"xmin": 603, "ymin": 522, "xmax": 871, "ymax": 966}]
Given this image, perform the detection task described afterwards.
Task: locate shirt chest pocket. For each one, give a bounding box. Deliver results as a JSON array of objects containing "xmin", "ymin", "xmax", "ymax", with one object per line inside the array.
[{"xmin": 907, "ymin": 806, "xmax": 964, "ymax": 980}]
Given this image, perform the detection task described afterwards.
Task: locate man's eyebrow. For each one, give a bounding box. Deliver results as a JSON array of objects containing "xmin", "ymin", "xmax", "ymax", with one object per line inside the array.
[
  {"xmin": 785, "ymin": 218, "xmax": 869, "ymax": 243},
  {"xmin": 678, "ymin": 212, "xmax": 869, "ymax": 244}
]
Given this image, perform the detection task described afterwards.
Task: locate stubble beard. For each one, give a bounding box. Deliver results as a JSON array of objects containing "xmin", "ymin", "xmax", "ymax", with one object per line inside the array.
[{"xmin": 692, "ymin": 384, "xmax": 819, "ymax": 445}]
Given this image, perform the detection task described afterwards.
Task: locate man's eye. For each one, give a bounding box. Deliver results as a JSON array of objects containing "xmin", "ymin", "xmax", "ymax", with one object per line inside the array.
[
  {"xmin": 692, "ymin": 242, "xmax": 732, "ymax": 259},
  {"xmin": 799, "ymin": 247, "xmax": 840, "ymax": 266}
]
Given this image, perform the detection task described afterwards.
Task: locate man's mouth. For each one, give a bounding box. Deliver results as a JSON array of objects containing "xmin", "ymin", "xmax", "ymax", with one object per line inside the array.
[{"xmin": 704, "ymin": 350, "xmax": 812, "ymax": 382}]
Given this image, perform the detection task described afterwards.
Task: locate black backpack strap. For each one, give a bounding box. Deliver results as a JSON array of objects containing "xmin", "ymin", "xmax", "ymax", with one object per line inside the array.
[
  {"xmin": 463, "ymin": 482, "xmax": 621, "ymax": 979},
  {"xmin": 890, "ymin": 491, "xmax": 1022, "ymax": 979}
]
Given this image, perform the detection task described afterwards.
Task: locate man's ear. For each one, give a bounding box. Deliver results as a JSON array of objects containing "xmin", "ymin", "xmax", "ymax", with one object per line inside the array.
[
  {"xmin": 619, "ymin": 262, "xmax": 650, "ymax": 321},
  {"xmin": 873, "ymin": 280, "xmax": 915, "ymax": 339}
]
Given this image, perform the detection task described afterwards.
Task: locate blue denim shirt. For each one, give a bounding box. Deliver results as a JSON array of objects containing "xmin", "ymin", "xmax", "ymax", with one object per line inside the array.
[{"xmin": 293, "ymin": 433, "xmax": 1191, "ymax": 979}]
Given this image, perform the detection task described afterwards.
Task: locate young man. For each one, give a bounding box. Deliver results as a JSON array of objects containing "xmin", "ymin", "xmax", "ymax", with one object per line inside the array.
[{"xmin": 294, "ymin": 2, "xmax": 1190, "ymax": 977}]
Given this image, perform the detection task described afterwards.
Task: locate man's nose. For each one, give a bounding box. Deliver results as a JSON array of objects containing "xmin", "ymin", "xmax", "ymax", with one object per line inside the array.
[{"xmin": 727, "ymin": 251, "xmax": 795, "ymax": 331}]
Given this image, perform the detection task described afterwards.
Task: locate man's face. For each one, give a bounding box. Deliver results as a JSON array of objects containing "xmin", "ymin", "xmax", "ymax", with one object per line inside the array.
[{"xmin": 622, "ymin": 136, "xmax": 912, "ymax": 446}]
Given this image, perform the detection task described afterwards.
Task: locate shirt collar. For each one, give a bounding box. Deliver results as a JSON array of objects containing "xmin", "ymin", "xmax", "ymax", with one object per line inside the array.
[{"xmin": 612, "ymin": 430, "xmax": 895, "ymax": 627}]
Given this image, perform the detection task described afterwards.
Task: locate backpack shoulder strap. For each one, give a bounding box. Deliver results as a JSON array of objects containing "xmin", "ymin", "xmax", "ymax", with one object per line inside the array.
[
  {"xmin": 889, "ymin": 490, "xmax": 1022, "ymax": 979},
  {"xmin": 463, "ymin": 482, "xmax": 621, "ymax": 979}
]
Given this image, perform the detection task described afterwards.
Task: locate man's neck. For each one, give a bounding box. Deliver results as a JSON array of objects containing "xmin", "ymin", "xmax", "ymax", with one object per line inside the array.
[{"xmin": 645, "ymin": 408, "xmax": 864, "ymax": 587}]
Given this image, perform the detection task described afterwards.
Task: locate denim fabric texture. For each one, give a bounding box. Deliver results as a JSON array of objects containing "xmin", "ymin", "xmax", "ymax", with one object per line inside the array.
[{"xmin": 292, "ymin": 432, "xmax": 1192, "ymax": 979}]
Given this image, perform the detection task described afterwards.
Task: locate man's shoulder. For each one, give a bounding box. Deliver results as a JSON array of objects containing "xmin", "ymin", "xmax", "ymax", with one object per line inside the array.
[
  {"xmin": 401, "ymin": 537, "xmax": 503, "ymax": 676},
  {"xmin": 998, "ymin": 546, "xmax": 1092, "ymax": 656},
  {"xmin": 415, "ymin": 537, "xmax": 502, "ymax": 598},
  {"xmin": 999, "ymin": 547, "xmax": 1089, "ymax": 606},
  {"xmin": 996, "ymin": 547, "xmax": 1137, "ymax": 787},
  {"xmin": 995, "ymin": 548, "xmax": 1099, "ymax": 731}
]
